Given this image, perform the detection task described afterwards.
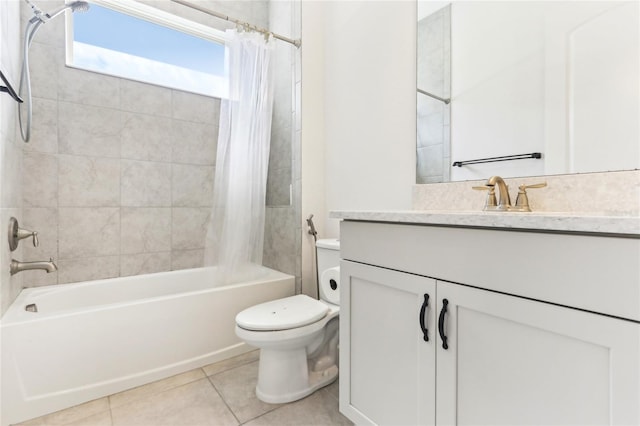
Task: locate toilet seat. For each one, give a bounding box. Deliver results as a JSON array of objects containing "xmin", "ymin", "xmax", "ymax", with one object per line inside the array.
[{"xmin": 236, "ymin": 295, "xmax": 329, "ymax": 331}]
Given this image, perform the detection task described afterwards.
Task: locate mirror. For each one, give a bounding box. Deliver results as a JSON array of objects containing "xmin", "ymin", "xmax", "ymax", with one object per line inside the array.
[{"xmin": 417, "ymin": 1, "xmax": 639, "ymax": 183}]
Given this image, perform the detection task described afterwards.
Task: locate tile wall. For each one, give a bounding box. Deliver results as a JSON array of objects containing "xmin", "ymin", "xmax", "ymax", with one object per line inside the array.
[
  {"xmin": 262, "ymin": 0, "xmax": 302, "ymax": 293},
  {"xmin": 416, "ymin": 5, "xmax": 451, "ymax": 184},
  {"xmin": 16, "ymin": 0, "xmax": 301, "ymax": 289},
  {"xmin": 0, "ymin": 0, "xmax": 24, "ymax": 315}
]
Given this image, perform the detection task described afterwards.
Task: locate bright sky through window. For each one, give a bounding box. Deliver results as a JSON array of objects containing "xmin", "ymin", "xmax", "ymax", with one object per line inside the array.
[{"xmin": 70, "ymin": 2, "xmax": 228, "ymax": 97}]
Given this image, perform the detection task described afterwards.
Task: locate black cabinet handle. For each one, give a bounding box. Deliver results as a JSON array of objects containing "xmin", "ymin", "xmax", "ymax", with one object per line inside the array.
[
  {"xmin": 419, "ymin": 294, "xmax": 429, "ymax": 342},
  {"xmin": 438, "ymin": 298, "xmax": 449, "ymax": 350}
]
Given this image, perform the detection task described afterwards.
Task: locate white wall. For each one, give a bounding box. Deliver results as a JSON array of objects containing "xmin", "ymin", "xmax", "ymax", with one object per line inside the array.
[
  {"xmin": 300, "ymin": 1, "xmax": 416, "ymax": 295},
  {"xmin": 322, "ymin": 1, "xmax": 416, "ymax": 237},
  {"xmin": 301, "ymin": 1, "xmax": 326, "ymax": 297}
]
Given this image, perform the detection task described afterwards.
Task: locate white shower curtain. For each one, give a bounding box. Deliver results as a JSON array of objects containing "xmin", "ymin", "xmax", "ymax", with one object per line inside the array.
[{"xmin": 204, "ymin": 29, "xmax": 274, "ymax": 286}]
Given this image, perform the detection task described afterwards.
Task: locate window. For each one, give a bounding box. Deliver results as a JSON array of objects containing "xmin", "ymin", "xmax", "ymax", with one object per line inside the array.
[{"xmin": 66, "ymin": 0, "xmax": 228, "ymax": 98}]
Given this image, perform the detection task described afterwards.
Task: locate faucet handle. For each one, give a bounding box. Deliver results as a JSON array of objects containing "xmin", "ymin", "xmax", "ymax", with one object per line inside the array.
[
  {"xmin": 472, "ymin": 185, "xmax": 497, "ymax": 210},
  {"xmin": 17, "ymin": 228, "xmax": 39, "ymax": 247},
  {"xmin": 519, "ymin": 182, "xmax": 547, "ymax": 190},
  {"xmin": 8, "ymin": 217, "xmax": 39, "ymax": 251},
  {"xmin": 514, "ymin": 182, "xmax": 547, "ymax": 212}
]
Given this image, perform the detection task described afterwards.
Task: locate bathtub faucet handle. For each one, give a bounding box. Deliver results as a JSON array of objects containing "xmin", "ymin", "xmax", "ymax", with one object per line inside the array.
[
  {"xmin": 8, "ymin": 217, "xmax": 39, "ymax": 251},
  {"xmin": 18, "ymin": 228, "xmax": 38, "ymax": 247}
]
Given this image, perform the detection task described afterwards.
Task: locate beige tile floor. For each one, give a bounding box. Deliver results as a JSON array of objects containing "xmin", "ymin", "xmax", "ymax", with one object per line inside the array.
[{"xmin": 16, "ymin": 351, "xmax": 353, "ymax": 426}]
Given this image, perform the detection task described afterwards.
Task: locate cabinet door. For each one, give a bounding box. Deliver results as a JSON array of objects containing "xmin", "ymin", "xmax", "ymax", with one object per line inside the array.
[
  {"xmin": 340, "ymin": 260, "xmax": 436, "ymax": 426},
  {"xmin": 435, "ymin": 281, "xmax": 640, "ymax": 426}
]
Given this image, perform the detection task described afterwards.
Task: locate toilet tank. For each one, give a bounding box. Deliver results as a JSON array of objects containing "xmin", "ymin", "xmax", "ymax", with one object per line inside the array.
[{"xmin": 316, "ymin": 239, "xmax": 340, "ymax": 274}]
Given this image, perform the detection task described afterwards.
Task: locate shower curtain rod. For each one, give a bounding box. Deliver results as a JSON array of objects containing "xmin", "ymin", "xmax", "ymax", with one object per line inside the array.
[{"xmin": 170, "ymin": 0, "xmax": 301, "ymax": 48}]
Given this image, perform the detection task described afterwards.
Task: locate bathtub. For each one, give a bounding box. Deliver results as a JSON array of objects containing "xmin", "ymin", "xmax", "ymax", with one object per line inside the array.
[{"xmin": 1, "ymin": 266, "xmax": 294, "ymax": 426}]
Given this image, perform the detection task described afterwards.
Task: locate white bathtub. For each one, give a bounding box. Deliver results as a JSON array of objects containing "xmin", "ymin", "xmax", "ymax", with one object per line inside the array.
[{"xmin": 0, "ymin": 266, "xmax": 294, "ymax": 426}]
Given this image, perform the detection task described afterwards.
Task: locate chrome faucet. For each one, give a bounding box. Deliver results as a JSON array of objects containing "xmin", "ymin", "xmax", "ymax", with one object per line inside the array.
[{"xmin": 10, "ymin": 258, "xmax": 57, "ymax": 275}]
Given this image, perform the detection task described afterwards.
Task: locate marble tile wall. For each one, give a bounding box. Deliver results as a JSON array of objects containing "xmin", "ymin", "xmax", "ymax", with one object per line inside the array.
[
  {"xmin": 266, "ymin": 23, "xmax": 293, "ymax": 207},
  {"xmin": 17, "ymin": 0, "xmax": 300, "ymax": 288},
  {"xmin": 22, "ymin": 73, "xmax": 220, "ymax": 287},
  {"xmin": 416, "ymin": 5, "xmax": 451, "ymax": 184},
  {"xmin": 0, "ymin": 0, "xmax": 24, "ymax": 316},
  {"xmin": 263, "ymin": 0, "xmax": 302, "ymax": 293}
]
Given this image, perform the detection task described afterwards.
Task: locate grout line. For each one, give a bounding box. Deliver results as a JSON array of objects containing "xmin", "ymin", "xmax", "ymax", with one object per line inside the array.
[
  {"xmin": 239, "ymin": 403, "xmax": 285, "ymax": 426},
  {"xmin": 204, "ymin": 358, "xmax": 259, "ymax": 379},
  {"xmin": 206, "ymin": 376, "xmax": 242, "ymax": 426},
  {"xmin": 108, "ymin": 405, "xmax": 115, "ymax": 426},
  {"xmin": 106, "ymin": 369, "xmax": 207, "ymax": 413}
]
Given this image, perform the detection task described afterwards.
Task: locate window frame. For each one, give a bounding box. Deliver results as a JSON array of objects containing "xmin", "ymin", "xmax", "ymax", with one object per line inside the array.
[{"xmin": 64, "ymin": 0, "xmax": 228, "ymax": 98}]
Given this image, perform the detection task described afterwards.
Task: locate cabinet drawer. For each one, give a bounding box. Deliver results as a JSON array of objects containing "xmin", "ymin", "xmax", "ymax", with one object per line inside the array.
[{"xmin": 340, "ymin": 220, "xmax": 640, "ymax": 321}]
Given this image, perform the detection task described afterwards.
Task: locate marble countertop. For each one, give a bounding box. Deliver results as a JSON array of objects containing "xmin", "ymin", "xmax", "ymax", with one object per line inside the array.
[{"xmin": 329, "ymin": 210, "xmax": 640, "ymax": 237}]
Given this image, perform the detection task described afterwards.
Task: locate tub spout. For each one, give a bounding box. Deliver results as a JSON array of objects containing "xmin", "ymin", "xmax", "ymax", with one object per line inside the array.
[{"xmin": 10, "ymin": 258, "xmax": 57, "ymax": 275}]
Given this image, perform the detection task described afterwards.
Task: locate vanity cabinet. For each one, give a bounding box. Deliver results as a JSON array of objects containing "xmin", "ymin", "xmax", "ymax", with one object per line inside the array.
[
  {"xmin": 437, "ymin": 280, "xmax": 638, "ymax": 426},
  {"xmin": 340, "ymin": 261, "xmax": 436, "ymax": 425},
  {"xmin": 339, "ymin": 220, "xmax": 640, "ymax": 426}
]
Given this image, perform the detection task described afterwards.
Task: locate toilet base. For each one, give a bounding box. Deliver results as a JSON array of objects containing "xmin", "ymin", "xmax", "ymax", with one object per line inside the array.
[{"xmin": 255, "ymin": 347, "xmax": 339, "ymax": 404}]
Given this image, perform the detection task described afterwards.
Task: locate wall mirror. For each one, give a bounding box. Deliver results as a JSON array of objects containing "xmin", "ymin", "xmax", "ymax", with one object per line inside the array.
[{"xmin": 416, "ymin": 1, "xmax": 639, "ymax": 183}]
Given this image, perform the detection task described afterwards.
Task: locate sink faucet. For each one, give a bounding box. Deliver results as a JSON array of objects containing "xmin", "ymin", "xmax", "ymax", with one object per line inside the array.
[
  {"xmin": 473, "ymin": 176, "xmax": 548, "ymax": 212},
  {"xmin": 486, "ymin": 175, "xmax": 511, "ymax": 210},
  {"xmin": 10, "ymin": 258, "xmax": 57, "ymax": 275}
]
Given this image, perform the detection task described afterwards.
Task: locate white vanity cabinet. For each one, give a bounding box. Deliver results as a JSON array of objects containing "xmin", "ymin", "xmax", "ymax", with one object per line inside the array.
[
  {"xmin": 436, "ymin": 281, "xmax": 639, "ymax": 426},
  {"xmin": 340, "ymin": 261, "xmax": 436, "ymax": 425},
  {"xmin": 338, "ymin": 220, "xmax": 640, "ymax": 426}
]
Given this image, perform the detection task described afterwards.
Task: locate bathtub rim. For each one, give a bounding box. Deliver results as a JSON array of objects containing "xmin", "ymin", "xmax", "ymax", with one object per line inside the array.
[{"xmin": 2, "ymin": 265, "xmax": 295, "ymax": 325}]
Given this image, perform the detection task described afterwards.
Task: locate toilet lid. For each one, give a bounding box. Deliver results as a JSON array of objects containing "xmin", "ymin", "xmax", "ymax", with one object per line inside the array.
[{"xmin": 236, "ymin": 295, "xmax": 329, "ymax": 331}]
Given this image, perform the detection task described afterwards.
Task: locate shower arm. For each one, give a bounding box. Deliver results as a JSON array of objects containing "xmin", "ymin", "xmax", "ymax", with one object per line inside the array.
[
  {"xmin": 24, "ymin": 0, "xmax": 45, "ymax": 22},
  {"xmin": 25, "ymin": 0, "xmax": 85, "ymax": 23}
]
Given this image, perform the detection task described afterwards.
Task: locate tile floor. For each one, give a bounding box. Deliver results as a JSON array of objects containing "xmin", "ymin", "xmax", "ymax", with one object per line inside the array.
[{"xmin": 16, "ymin": 351, "xmax": 353, "ymax": 426}]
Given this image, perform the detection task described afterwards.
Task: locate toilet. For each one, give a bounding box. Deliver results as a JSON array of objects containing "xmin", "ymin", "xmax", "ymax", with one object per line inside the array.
[{"xmin": 235, "ymin": 239, "xmax": 340, "ymax": 404}]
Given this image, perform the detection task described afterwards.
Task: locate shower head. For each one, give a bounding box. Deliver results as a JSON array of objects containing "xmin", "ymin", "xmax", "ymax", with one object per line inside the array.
[
  {"xmin": 71, "ymin": 1, "xmax": 90, "ymax": 12},
  {"xmin": 28, "ymin": 1, "xmax": 90, "ymax": 24},
  {"xmin": 25, "ymin": 1, "xmax": 90, "ymax": 48},
  {"xmin": 44, "ymin": 1, "xmax": 90, "ymax": 21}
]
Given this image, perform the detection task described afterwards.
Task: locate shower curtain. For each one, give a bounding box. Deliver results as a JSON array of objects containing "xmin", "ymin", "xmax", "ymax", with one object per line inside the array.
[{"xmin": 204, "ymin": 29, "xmax": 274, "ymax": 286}]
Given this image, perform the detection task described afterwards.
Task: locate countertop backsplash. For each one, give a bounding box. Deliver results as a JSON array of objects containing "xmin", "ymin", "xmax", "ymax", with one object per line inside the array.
[{"xmin": 412, "ymin": 169, "xmax": 640, "ymax": 216}]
